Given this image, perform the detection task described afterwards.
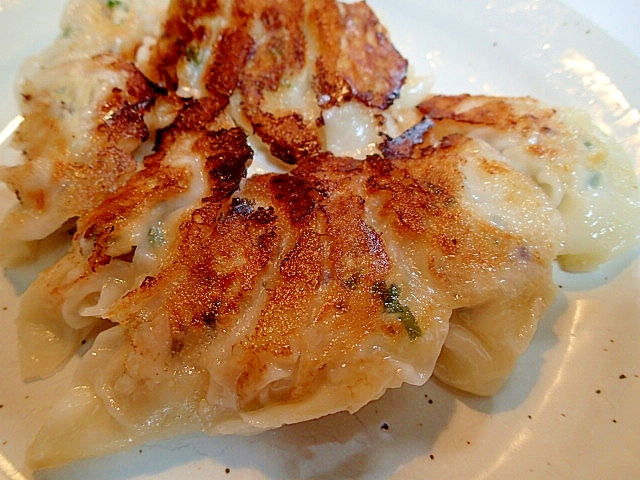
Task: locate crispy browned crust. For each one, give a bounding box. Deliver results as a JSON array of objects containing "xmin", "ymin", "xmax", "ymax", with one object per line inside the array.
[
  {"xmin": 82, "ymin": 165, "xmax": 192, "ymax": 271},
  {"xmin": 1, "ymin": 55, "xmax": 155, "ymax": 234},
  {"xmin": 76, "ymin": 101, "xmax": 252, "ymax": 273},
  {"xmin": 311, "ymin": 1, "xmax": 407, "ymax": 109},
  {"xmin": 369, "ymin": 135, "xmax": 539, "ymax": 300},
  {"xmin": 115, "ymin": 156, "xmax": 395, "ymax": 408},
  {"xmin": 99, "ymin": 123, "xmax": 549, "ymax": 410},
  {"xmin": 97, "ymin": 59, "xmax": 155, "ymax": 148},
  {"xmin": 144, "ymin": 0, "xmax": 408, "ymax": 165},
  {"xmin": 204, "ymin": 26, "xmax": 255, "ymax": 98},
  {"xmin": 235, "ymin": 0, "xmax": 318, "ymax": 164},
  {"xmin": 236, "ymin": 0, "xmax": 307, "ymax": 93},
  {"xmin": 12, "ymin": 1, "xmax": 628, "ymax": 465},
  {"xmin": 146, "ymin": 0, "xmax": 223, "ymax": 89},
  {"xmin": 197, "ymin": 127, "xmax": 254, "ymax": 202},
  {"xmin": 417, "ymin": 94, "xmax": 558, "ymax": 137},
  {"xmin": 417, "ymin": 94, "xmax": 584, "ymax": 172}
]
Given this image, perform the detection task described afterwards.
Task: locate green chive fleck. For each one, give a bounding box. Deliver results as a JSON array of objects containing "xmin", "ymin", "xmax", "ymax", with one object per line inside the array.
[
  {"xmin": 148, "ymin": 225, "xmax": 167, "ymax": 248},
  {"xmin": 185, "ymin": 46, "xmax": 201, "ymax": 65},
  {"xmin": 373, "ymin": 282, "xmax": 422, "ymax": 340},
  {"xmin": 586, "ymin": 170, "xmax": 602, "ymax": 189}
]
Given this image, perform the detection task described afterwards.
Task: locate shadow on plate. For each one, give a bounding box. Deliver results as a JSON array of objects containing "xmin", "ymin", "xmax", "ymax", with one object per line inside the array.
[
  {"xmin": 34, "ymin": 381, "xmax": 456, "ymax": 480},
  {"xmin": 33, "ymin": 251, "xmax": 640, "ymax": 480},
  {"xmin": 34, "ymin": 294, "xmax": 569, "ymax": 480}
]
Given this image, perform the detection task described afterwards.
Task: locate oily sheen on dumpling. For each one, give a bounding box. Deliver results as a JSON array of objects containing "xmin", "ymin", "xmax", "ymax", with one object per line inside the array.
[
  {"xmin": 26, "ymin": 124, "xmax": 564, "ymax": 469},
  {"xmin": 1, "ymin": 0, "xmax": 639, "ymax": 473}
]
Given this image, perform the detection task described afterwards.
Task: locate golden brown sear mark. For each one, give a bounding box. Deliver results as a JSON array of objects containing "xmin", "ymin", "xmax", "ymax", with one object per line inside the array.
[{"xmin": 146, "ymin": 0, "xmax": 408, "ymax": 164}]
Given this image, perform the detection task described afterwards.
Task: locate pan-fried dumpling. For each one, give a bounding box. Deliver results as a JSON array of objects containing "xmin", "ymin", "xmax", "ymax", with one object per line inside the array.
[
  {"xmin": 414, "ymin": 95, "xmax": 640, "ymax": 393},
  {"xmin": 0, "ymin": 0, "xmax": 170, "ymax": 265},
  {"xmin": 0, "ymin": 55, "xmax": 155, "ymax": 265},
  {"xmin": 26, "ymin": 128, "xmax": 563, "ymax": 469},
  {"xmin": 418, "ymin": 94, "xmax": 640, "ymax": 272},
  {"xmin": 3, "ymin": 0, "xmax": 639, "ymax": 473},
  {"xmin": 16, "ymin": 103, "xmax": 250, "ymax": 380}
]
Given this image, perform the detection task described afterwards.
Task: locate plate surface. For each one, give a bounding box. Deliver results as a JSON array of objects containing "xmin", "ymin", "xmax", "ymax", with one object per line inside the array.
[{"xmin": 1, "ymin": 1, "xmax": 639, "ymax": 479}]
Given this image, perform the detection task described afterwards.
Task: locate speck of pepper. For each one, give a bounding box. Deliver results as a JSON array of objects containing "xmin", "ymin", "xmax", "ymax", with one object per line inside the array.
[
  {"xmin": 619, "ymin": 374, "xmax": 627, "ymax": 379},
  {"xmin": 225, "ymin": 468, "xmax": 231, "ymax": 474},
  {"xmin": 380, "ymin": 422, "xmax": 390, "ymax": 431},
  {"xmin": 528, "ymin": 415, "xmax": 532, "ymax": 420},
  {"xmin": 429, "ymin": 454, "xmax": 435, "ymax": 460},
  {"xmin": 612, "ymin": 419, "xmax": 617, "ymax": 424},
  {"xmin": 596, "ymin": 389, "xmax": 602, "ymax": 394}
]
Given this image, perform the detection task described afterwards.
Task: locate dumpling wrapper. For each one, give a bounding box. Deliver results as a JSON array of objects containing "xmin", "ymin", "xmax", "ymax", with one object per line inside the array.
[{"xmin": 25, "ymin": 127, "xmax": 563, "ymax": 469}]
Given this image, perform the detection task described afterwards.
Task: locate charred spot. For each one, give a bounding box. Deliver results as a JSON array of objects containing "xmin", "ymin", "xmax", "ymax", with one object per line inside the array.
[
  {"xmin": 250, "ymin": 112, "xmax": 320, "ymax": 165},
  {"xmin": 255, "ymin": 229, "xmax": 277, "ymax": 249},
  {"xmin": 381, "ymin": 117, "xmax": 434, "ymax": 159},
  {"xmin": 170, "ymin": 96, "xmax": 230, "ymax": 132},
  {"xmin": 194, "ymin": 128, "xmax": 252, "ymax": 201},
  {"xmin": 200, "ymin": 310, "xmax": 218, "ymax": 327},
  {"xmin": 140, "ymin": 276, "xmax": 157, "ymax": 289},
  {"xmin": 207, "ymin": 163, "xmax": 248, "ymax": 201},
  {"xmin": 171, "ymin": 336, "xmax": 185, "ymax": 356},
  {"xmin": 230, "ymin": 197, "xmax": 255, "ymax": 216},
  {"xmin": 250, "ymin": 206, "xmax": 277, "ymax": 225},
  {"xmin": 269, "ymin": 175, "xmax": 316, "ymax": 223},
  {"xmin": 194, "ymin": 299, "xmax": 222, "ymax": 328}
]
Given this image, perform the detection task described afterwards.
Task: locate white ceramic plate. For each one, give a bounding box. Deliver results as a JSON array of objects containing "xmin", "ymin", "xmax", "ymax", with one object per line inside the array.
[{"xmin": 1, "ymin": 1, "xmax": 639, "ymax": 479}]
